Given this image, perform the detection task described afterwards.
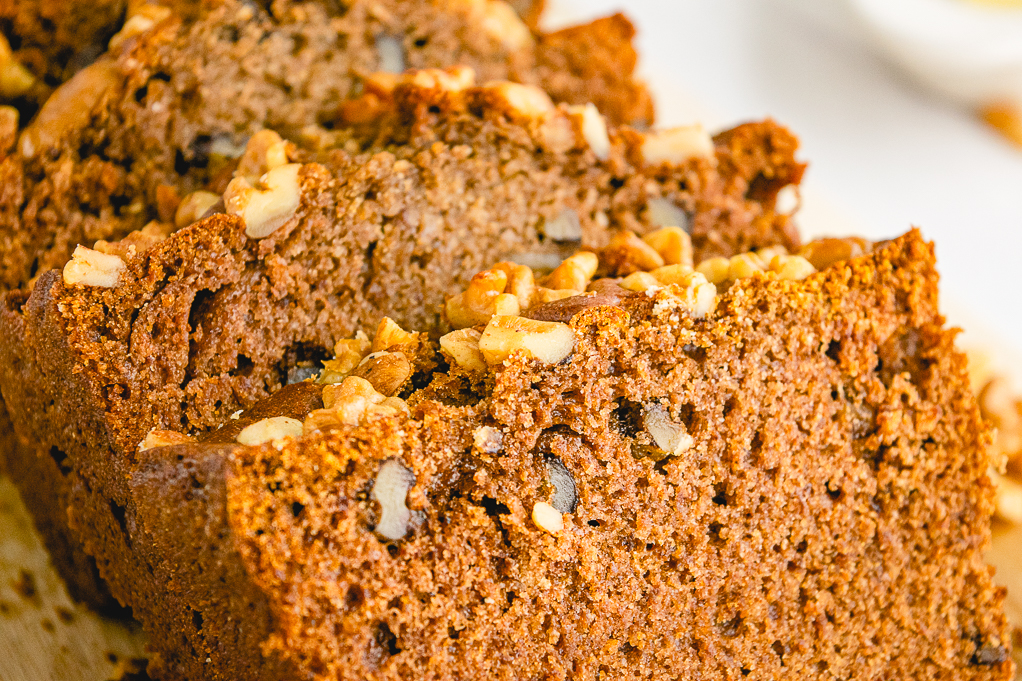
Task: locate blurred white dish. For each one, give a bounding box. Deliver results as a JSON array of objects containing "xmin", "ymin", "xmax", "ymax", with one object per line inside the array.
[{"xmin": 848, "ymin": 0, "xmax": 1022, "ymax": 106}]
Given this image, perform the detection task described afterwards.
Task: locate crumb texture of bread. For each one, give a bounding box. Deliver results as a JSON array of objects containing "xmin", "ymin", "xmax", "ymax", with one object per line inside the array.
[{"xmin": 1, "ymin": 229, "xmax": 1014, "ymax": 679}]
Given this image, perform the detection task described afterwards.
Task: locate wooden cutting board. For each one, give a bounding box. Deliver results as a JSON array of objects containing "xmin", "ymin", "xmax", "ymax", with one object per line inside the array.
[{"xmin": 0, "ymin": 474, "xmax": 1019, "ymax": 680}]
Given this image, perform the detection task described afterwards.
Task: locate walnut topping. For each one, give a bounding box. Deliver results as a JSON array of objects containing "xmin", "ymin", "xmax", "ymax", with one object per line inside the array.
[
  {"xmin": 643, "ymin": 404, "xmax": 694, "ymax": 455},
  {"xmin": 373, "ymin": 317, "xmax": 418, "ymax": 354},
  {"xmin": 139, "ymin": 429, "xmax": 194, "ymax": 452},
  {"xmin": 600, "ymin": 230, "xmax": 665, "ymax": 276},
  {"xmin": 236, "ymin": 416, "xmax": 304, "ymax": 446},
  {"xmin": 440, "ymin": 328, "xmax": 487, "ymax": 373},
  {"xmin": 640, "ymin": 125, "xmax": 714, "ymax": 166},
  {"xmin": 236, "ymin": 130, "xmax": 289, "ymax": 183},
  {"xmin": 224, "ymin": 163, "xmax": 302, "ymax": 239},
  {"xmin": 799, "ymin": 237, "xmax": 872, "ymax": 271},
  {"xmin": 351, "ymin": 351, "xmax": 412, "ymax": 397},
  {"xmin": 446, "ymin": 268, "xmax": 510, "ymax": 329},
  {"xmin": 372, "ymin": 459, "xmax": 416, "ymax": 541},
  {"xmin": 569, "ymin": 103, "xmax": 611, "ymax": 161},
  {"xmin": 544, "ymin": 251, "xmax": 598, "ymax": 293},
  {"xmin": 310, "ymin": 376, "xmax": 409, "ymax": 432},
  {"xmin": 174, "ymin": 191, "xmax": 221, "ymax": 228},
  {"xmin": 623, "ymin": 268, "xmax": 717, "ymax": 318},
  {"xmin": 480, "ymin": 81, "xmax": 555, "ymax": 119},
  {"xmin": 108, "ymin": 5, "xmax": 172, "ymax": 51},
  {"xmin": 541, "ymin": 208, "xmax": 583, "ymax": 242},
  {"xmin": 493, "ymin": 262, "xmax": 536, "ymax": 310},
  {"xmin": 319, "ymin": 331, "xmax": 371, "ymax": 384},
  {"xmin": 643, "ymin": 226, "xmax": 693, "ymax": 268},
  {"xmin": 695, "ymin": 246, "xmax": 813, "ymax": 286},
  {"xmin": 770, "ymin": 254, "xmax": 816, "ymax": 281},
  {"xmin": 19, "ymin": 60, "xmax": 121, "ymax": 159},
  {"xmin": 532, "ymin": 501, "xmax": 564, "ymax": 535},
  {"xmin": 473, "ymin": 425, "xmax": 503, "ymax": 454},
  {"xmin": 407, "ymin": 65, "xmax": 475, "ymax": 93},
  {"xmin": 478, "ymin": 315, "xmax": 575, "ymax": 366},
  {"xmin": 0, "ymin": 33, "xmax": 35, "ymax": 99},
  {"xmin": 458, "ymin": 0, "xmax": 534, "ymax": 50},
  {"xmin": 63, "ymin": 246, "xmax": 126, "ymax": 288}
]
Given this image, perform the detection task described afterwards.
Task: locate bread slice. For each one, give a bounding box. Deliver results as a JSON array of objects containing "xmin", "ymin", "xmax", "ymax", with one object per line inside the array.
[
  {"xmin": 5, "ymin": 223, "xmax": 1012, "ymax": 678},
  {"xmin": 0, "ymin": 0, "xmax": 655, "ymax": 293}
]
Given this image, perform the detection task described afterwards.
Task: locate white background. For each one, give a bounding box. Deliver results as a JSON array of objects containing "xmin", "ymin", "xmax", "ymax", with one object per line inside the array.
[{"xmin": 549, "ymin": 0, "xmax": 1022, "ymax": 378}]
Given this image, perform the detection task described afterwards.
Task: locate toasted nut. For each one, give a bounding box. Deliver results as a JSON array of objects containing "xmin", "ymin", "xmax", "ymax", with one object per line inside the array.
[
  {"xmin": 799, "ymin": 237, "xmax": 872, "ymax": 271},
  {"xmin": 993, "ymin": 470, "xmax": 1022, "ymax": 524},
  {"xmin": 569, "ymin": 103, "xmax": 610, "ymax": 161},
  {"xmin": 473, "ymin": 425, "xmax": 503, "ymax": 454},
  {"xmin": 643, "ymin": 404, "xmax": 694, "ymax": 455},
  {"xmin": 532, "ymin": 501, "xmax": 564, "ymax": 535},
  {"xmin": 643, "ymin": 226, "xmax": 693, "ymax": 268},
  {"xmin": 224, "ymin": 163, "xmax": 302, "ymax": 239},
  {"xmin": 728, "ymin": 253, "xmax": 765, "ymax": 280},
  {"xmin": 63, "ymin": 245, "xmax": 125, "ymax": 288},
  {"xmin": 534, "ymin": 287, "xmax": 581, "ymax": 304},
  {"xmin": 600, "ymin": 231, "xmax": 665, "ymax": 276},
  {"xmin": 175, "ymin": 190, "xmax": 221, "ymax": 228},
  {"xmin": 644, "ymin": 198, "xmax": 690, "ymax": 232},
  {"xmin": 440, "ymin": 328, "xmax": 487, "ymax": 373},
  {"xmin": 537, "ymin": 114, "xmax": 575, "ymax": 154},
  {"xmin": 0, "ymin": 33, "xmax": 35, "ymax": 98},
  {"xmin": 236, "ymin": 130, "xmax": 289, "ymax": 183},
  {"xmin": 620, "ymin": 271, "xmax": 660, "ymax": 292},
  {"xmin": 480, "ymin": 81, "xmax": 554, "ymax": 119},
  {"xmin": 545, "ymin": 251, "xmax": 598, "ymax": 292},
  {"xmin": 650, "ymin": 264, "xmax": 695, "ymax": 286},
  {"xmin": 696, "ymin": 257, "xmax": 730, "ymax": 285},
  {"xmin": 108, "ymin": 5, "xmax": 172, "ymax": 51},
  {"xmin": 476, "ymin": 0, "xmax": 533, "ymax": 50},
  {"xmin": 373, "ymin": 317, "xmax": 418, "ymax": 354},
  {"xmin": 546, "ymin": 458, "xmax": 577, "ymax": 514},
  {"xmin": 407, "ymin": 65, "xmax": 475, "ymax": 92},
  {"xmin": 375, "ymin": 33, "xmax": 406, "ymax": 74},
  {"xmin": 302, "ymin": 407, "xmax": 343, "ymax": 434},
  {"xmin": 139, "ymin": 429, "xmax": 194, "ymax": 452},
  {"xmin": 20, "ymin": 60, "xmax": 121, "ymax": 159},
  {"xmin": 319, "ymin": 331, "xmax": 371, "ymax": 384},
  {"xmin": 769, "ymin": 254, "xmax": 816, "ymax": 281},
  {"xmin": 445, "ymin": 268, "xmax": 508, "ymax": 329},
  {"xmin": 321, "ymin": 376, "xmax": 386, "ymax": 425},
  {"xmin": 351, "ymin": 351, "xmax": 412, "ymax": 397},
  {"xmin": 492, "ymin": 262, "xmax": 535, "ymax": 309},
  {"xmin": 236, "ymin": 416, "xmax": 303, "ymax": 446},
  {"xmin": 541, "ymin": 208, "xmax": 583, "ymax": 242},
  {"xmin": 365, "ymin": 396, "xmax": 411, "ymax": 421},
  {"xmin": 373, "ymin": 459, "xmax": 416, "ymax": 540},
  {"xmin": 479, "ymin": 315, "xmax": 575, "ymax": 365},
  {"xmin": 640, "ymin": 125, "xmax": 714, "ymax": 165}
]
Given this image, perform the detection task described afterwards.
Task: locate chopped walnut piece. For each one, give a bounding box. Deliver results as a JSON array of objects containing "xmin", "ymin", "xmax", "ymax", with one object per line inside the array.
[
  {"xmin": 620, "ymin": 271, "xmax": 659, "ymax": 292},
  {"xmin": 799, "ymin": 237, "xmax": 872, "ymax": 271},
  {"xmin": 696, "ymin": 257, "xmax": 730, "ymax": 285},
  {"xmin": 769, "ymin": 254, "xmax": 816, "ymax": 281},
  {"xmin": 236, "ymin": 130, "xmax": 290, "ymax": 183},
  {"xmin": 533, "ymin": 287, "xmax": 579, "ymax": 305},
  {"xmin": 321, "ymin": 376, "xmax": 385, "ymax": 422},
  {"xmin": 643, "ymin": 404, "xmax": 694, "ymax": 455},
  {"xmin": 407, "ymin": 65, "xmax": 475, "ymax": 93},
  {"xmin": 640, "ymin": 125, "xmax": 714, "ymax": 166},
  {"xmin": 600, "ymin": 231, "xmax": 665, "ymax": 276},
  {"xmin": 727, "ymin": 253, "xmax": 765, "ymax": 280},
  {"xmin": 480, "ymin": 81, "xmax": 555, "ymax": 119},
  {"xmin": 643, "ymin": 226, "xmax": 693, "ymax": 268},
  {"xmin": 319, "ymin": 331, "xmax": 371, "ymax": 384},
  {"xmin": 139, "ymin": 429, "xmax": 195, "ymax": 452},
  {"xmin": 569, "ymin": 103, "xmax": 611, "ymax": 161},
  {"xmin": 108, "ymin": 4, "xmax": 173, "ymax": 51},
  {"xmin": 62, "ymin": 246, "xmax": 125, "ymax": 288},
  {"xmin": 545, "ymin": 251, "xmax": 598, "ymax": 292},
  {"xmin": 0, "ymin": 33, "xmax": 36, "ymax": 99},
  {"xmin": 373, "ymin": 317, "xmax": 418, "ymax": 354},
  {"xmin": 224, "ymin": 163, "xmax": 302, "ymax": 239},
  {"xmin": 492, "ymin": 262, "xmax": 536, "ymax": 309},
  {"xmin": 644, "ymin": 198, "xmax": 690, "ymax": 232},
  {"xmin": 351, "ymin": 351, "xmax": 412, "ymax": 397},
  {"xmin": 236, "ymin": 416, "xmax": 303, "ymax": 446},
  {"xmin": 473, "ymin": 425, "xmax": 504, "ymax": 454},
  {"xmin": 649, "ymin": 264, "xmax": 694, "ymax": 286},
  {"xmin": 479, "ymin": 315, "xmax": 575, "ymax": 365},
  {"xmin": 446, "ymin": 268, "xmax": 509, "ymax": 329},
  {"xmin": 372, "ymin": 459, "xmax": 416, "ymax": 541},
  {"xmin": 175, "ymin": 191, "xmax": 221, "ymax": 228},
  {"xmin": 532, "ymin": 501, "xmax": 564, "ymax": 535},
  {"xmin": 440, "ymin": 328, "xmax": 487, "ymax": 373}
]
